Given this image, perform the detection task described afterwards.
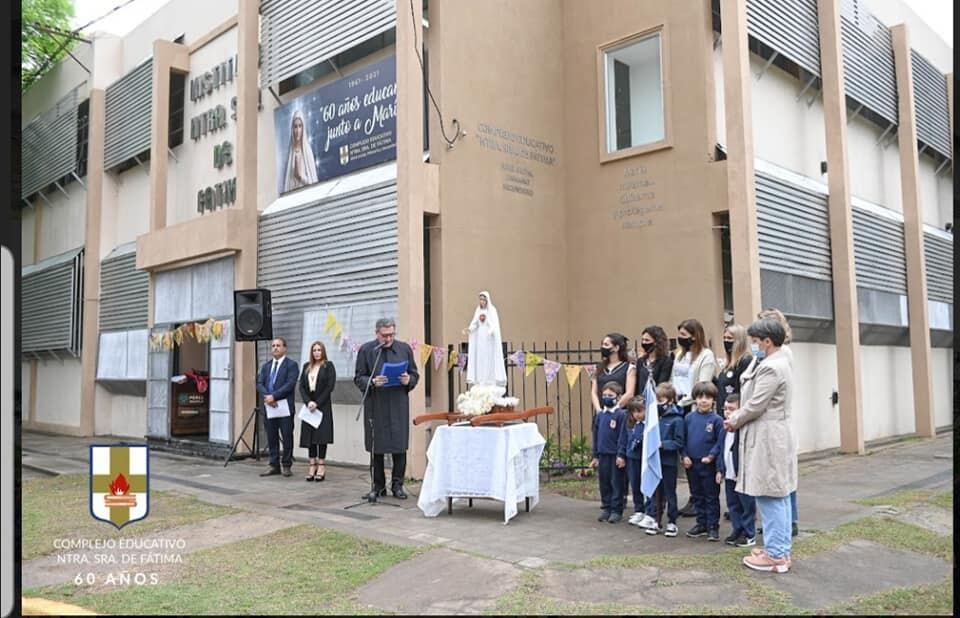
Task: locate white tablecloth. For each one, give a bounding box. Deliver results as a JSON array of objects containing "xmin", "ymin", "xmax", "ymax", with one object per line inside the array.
[{"xmin": 417, "ymin": 423, "xmax": 546, "ymax": 524}]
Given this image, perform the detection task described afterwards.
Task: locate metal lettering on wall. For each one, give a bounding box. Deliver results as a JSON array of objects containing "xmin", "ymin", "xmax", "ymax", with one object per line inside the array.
[
  {"xmin": 188, "ymin": 56, "xmax": 261, "ymax": 215},
  {"xmin": 612, "ymin": 166, "xmax": 662, "ymax": 230},
  {"xmin": 476, "ymin": 122, "xmax": 557, "ymax": 199}
]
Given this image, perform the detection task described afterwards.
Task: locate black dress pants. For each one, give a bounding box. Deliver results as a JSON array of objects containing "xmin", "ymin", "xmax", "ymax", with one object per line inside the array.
[
  {"xmin": 265, "ymin": 412, "xmax": 294, "ymax": 468},
  {"xmin": 372, "ymin": 452, "xmax": 407, "ymax": 489}
]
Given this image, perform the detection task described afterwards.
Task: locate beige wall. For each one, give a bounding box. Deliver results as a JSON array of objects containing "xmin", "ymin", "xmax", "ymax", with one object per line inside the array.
[
  {"xmin": 846, "ymin": 116, "xmax": 903, "ymax": 212},
  {"xmin": 110, "ymin": 164, "xmax": 153, "ymax": 255},
  {"xmin": 21, "ymin": 208, "xmax": 36, "ymax": 267},
  {"xmin": 35, "ymin": 184, "xmax": 87, "ymax": 260},
  {"xmin": 429, "ymin": 0, "xmax": 568, "ymax": 351},
  {"xmin": 563, "ymin": 0, "xmax": 726, "ymax": 345},
  {"xmin": 34, "ymin": 360, "xmax": 83, "ymax": 426},
  {"xmin": 94, "ymin": 387, "xmax": 147, "ymax": 438},
  {"xmin": 917, "ymin": 155, "xmax": 951, "ymax": 227},
  {"xmin": 860, "ymin": 344, "xmax": 919, "ymax": 441},
  {"xmin": 792, "ymin": 342, "xmax": 842, "ymax": 452},
  {"xmin": 21, "ymin": 43, "xmax": 92, "ymax": 122}
]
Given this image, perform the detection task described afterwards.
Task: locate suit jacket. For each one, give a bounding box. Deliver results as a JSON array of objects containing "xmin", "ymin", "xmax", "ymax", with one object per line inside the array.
[
  {"xmin": 636, "ymin": 354, "xmax": 673, "ymax": 391},
  {"xmin": 256, "ymin": 356, "xmax": 299, "ymax": 415},
  {"xmin": 298, "ymin": 361, "xmax": 336, "ymax": 444}
]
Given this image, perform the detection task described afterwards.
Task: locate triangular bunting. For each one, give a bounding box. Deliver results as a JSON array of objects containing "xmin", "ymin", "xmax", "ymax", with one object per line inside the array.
[
  {"xmin": 509, "ymin": 350, "xmax": 526, "ymax": 368},
  {"xmin": 323, "ymin": 312, "xmax": 337, "ymax": 333},
  {"xmin": 524, "ymin": 352, "xmax": 542, "ymax": 377},
  {"xmin": 543, "ymin": 359, "xmax": 562, "ymax": 385},
  {"xmin": 419, "ymin": 344, "xmax": 434, "ymax": 368},
  {"xmin": 332, "ymin": 323, "xmax": 343, "ymax": 341},
  {"xmin": 564, "ymin": 364, "xmax": 581, "ymax": 388},
  {"xmin": 584, "ymin": 364, "xmax": 598, "ymax": 380},
  {"xmin": 447, "ymin": 349, "xmax": 459, "ymax": 371},
  {"xmin": 432, "ymin": 347, "xmax": 446, "ymax": 371},
  {"xmin": 409, "ymin": 338, "xmax": 419, "ymax": 353},
  {"xmin": 457, "ymin": 352, "xmax": 468, "ymax": 370}
]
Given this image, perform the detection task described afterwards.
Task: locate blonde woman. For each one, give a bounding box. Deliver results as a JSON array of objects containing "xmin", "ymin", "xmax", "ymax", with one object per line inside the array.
[
  {"xmin": 715, "ymin": 324, "xmax": 753, "ymax": 414},
  {"xmin": 298, "ymin": 341, "xmax": 336, "ymax": 481}
]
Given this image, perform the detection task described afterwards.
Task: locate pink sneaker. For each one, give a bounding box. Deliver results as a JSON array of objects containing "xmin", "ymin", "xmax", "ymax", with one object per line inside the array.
[{"xmin": 743, "ymin": 550, "xmax": 790, "ymax": 573}]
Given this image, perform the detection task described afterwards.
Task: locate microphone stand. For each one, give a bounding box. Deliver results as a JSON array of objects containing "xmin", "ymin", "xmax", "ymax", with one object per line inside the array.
[{"xmin": 344, "ymin": 343, "xmax": 402, "ymax": 510}]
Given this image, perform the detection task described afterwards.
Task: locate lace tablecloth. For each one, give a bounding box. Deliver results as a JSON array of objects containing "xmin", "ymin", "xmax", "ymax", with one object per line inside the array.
[{"xmin": 417, "ymin": 423, "xmax": 546, "ymax": 524}]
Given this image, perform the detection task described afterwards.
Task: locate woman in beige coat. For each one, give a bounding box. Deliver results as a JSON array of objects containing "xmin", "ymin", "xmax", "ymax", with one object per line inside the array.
[{"xmin": 724, "ymin": 318, "xmax": 796, "ymax": 574}]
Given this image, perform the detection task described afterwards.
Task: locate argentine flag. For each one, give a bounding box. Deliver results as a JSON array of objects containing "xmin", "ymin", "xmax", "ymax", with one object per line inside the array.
[{"xmin": 640, "ymin": 378, "xmax": 662, "ymax": 499}]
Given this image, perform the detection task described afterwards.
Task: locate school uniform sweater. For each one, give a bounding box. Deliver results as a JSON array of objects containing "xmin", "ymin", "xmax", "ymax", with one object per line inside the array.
[
  {"xmin": 657, "ymin": 405, "xmax": 685, "ymax": 466},
  {"xmin": 616, "ymin": 420, "xmax": 645, "ymax": 460},
  {"xmin": 681, "ymin": 410, "xmax": 724, "ymax": 466},
  {"xmin": 592, "ymin": 407, "xmax": 626, "ymax": 457}
]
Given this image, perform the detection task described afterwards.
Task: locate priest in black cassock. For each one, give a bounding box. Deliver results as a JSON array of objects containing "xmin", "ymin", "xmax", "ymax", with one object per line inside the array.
[{"xmin": 354, "ymin": 317, "xmax": 419, "ymax": 500}]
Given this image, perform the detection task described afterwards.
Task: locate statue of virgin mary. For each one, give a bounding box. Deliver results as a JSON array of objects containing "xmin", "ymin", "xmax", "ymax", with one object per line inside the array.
[{"xmin": 465, "ymin": 291, "xmax": 507, "ymax": 387}]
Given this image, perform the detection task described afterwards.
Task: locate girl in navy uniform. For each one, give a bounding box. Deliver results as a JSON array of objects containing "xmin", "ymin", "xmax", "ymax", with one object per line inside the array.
[
  {"xmin": 617, "ymin": 396, "xmax": 647, "ymax": 525},
  {"xmin": 642, "ymin": 383, "xmax": 685, "ymax": 537},
  {"xmin": 591, "ymin": 382, "xmax": 627, "ymax": 523}
]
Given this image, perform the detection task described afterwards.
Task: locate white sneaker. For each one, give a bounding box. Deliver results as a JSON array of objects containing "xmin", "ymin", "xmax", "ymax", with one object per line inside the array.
[
  {"xmin": 628, "ymin": 513, "xmax": 643, "ymax": 524},
  {"xmin": 644, "ymin": 523, "xmax": 660, "ymax": 535},
  {"xmin": 637, "ymin": 514, "xmax": 657, "ymax": 530},
  {"xmin": 664, "ymin": 523, "xmax": 678, "ymax": 537}
]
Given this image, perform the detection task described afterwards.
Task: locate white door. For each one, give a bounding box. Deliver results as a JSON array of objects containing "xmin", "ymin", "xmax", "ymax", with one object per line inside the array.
[{"xmin": 208, "ymin": 318, "xmax": 233, "ymax": 444}]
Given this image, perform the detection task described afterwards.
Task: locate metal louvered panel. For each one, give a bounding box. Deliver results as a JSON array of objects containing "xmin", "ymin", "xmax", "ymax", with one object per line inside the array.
[
  {"xmin": 21, "ymin": 248, "xmax": 84, "ymax": 355},
  {"xmin": 910, "ymin": 50, "xmax": 951, "ymax": 159},
  {"xmin": 104, "ymin": 58, "xmax": 153, "ymax": 170},
  {"xmin": 923, "ymin": 233, "xmax": 953, "ymax": 304},
  {"xmin": 851, "ymin": 208, "xmax": 906, "ymax": 294},
  {"xmin": 21, "ymin": 86, "xmax": 80, "ymax": 199},
  {"xmin": 839, "ymin": 0, "xmax": 898, "ymax": 126},
  {"xmin": 100, "ymin": 251, "xmax": 149, "ymax": 331},
  {"xmin": 260, "ymin": 0, "xmax": 396, "ymax": 87},
  {"xmin": 755, "ymin": 172, "xmax": 833, "ymax": 280},
  {"xmin": 746, "ymin": 0, "xmax": 821, "ymax": 76}
]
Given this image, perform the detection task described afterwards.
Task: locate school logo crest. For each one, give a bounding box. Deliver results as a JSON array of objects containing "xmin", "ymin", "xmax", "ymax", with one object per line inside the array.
[
  {"xmin": 90, "ymin": 445, "xmax": 150, "ymax": 529},
  {"xmin": 339, "ymin": 144, "xmax": 350, "ymax": 165}
]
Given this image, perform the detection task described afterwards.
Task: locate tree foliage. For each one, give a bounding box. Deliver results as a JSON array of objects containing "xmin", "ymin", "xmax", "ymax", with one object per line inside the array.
[{"xmin": 22, "ymin": 0, "xmax": 75, "ymax": 91}]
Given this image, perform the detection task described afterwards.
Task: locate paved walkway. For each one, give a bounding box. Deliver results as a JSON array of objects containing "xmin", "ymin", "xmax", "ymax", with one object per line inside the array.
[{"xmin": 21, "ymin": 430, "xmax": 954, "ymax": 613}]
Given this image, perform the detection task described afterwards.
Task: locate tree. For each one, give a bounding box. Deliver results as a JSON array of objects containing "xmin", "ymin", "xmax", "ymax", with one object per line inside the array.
[{"xmin": 22, "ymin": 0, "xmax": 75, "ymax": 91}]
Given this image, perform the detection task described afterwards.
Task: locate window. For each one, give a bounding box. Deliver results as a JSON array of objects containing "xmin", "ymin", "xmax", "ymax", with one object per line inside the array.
[
  {"xmin": 75, "ymin": 99, "xmax": 89, "ymax": 178},
  {"xmin": 169, "ymin": 71, "xmax": 186, "ymax": 148},
  {"xmin": 601, "ymin": 31, "xmax": 666, "ymax": 156}
]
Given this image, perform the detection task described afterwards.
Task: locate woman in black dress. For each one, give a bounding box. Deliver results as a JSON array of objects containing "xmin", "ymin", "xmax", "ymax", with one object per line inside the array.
[
  {"xmin": 591, "ymin": 333, "xmax": 636, "ymax": 412},
  {"xmin": 715, "ymin": 323, "xmax": 753, "ymax": 413},
  {"xmin": 299, "ymin": 340, "xmax": 336, "ymax": 481},
  {"xmin": 635, "ymin": 325, "xmax": 674, "ymax": 392}
]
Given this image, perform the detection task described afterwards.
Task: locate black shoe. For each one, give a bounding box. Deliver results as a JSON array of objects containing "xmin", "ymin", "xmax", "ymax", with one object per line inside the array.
[
  {"xmin": 391, "ymin": 483, "xmax": 408, "ymax": 500},
  {"xmin": 607, "ymin": 512, "xmax": 622, "ymax": 524},
  {"xmin": 260, "ymin": 467, "xmax": 281, "ymax": 477},
  {"xmin": 281, "ymin": 467, "xmax": 292, "ymax": 477},
  {"xmin": 685, "ymin": 524, "xmax": 708, "ymax": 538},
  {"xmin": 707, "ymin": 528, "xmax": 720, "ymax": 542},
  {"xmin": 598, "ymin": 510, "xmax": 611, "ymax": 522},
  {"xmin": 365, "ymin": 488, "xmax": 387, "ymax": 501},
  {"xmin": 792, "ymin": 522, "xmax": 799, "ymax": 537},
  {"xmin": 724, "ymin": 532, "xmax": 740, "ymax": 546}
]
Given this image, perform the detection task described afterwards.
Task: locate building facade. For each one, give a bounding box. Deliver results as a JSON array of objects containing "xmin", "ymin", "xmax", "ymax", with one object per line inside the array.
[{"xmin": 20, "ymin": 0, "xmax": 953, "ymax": 476}]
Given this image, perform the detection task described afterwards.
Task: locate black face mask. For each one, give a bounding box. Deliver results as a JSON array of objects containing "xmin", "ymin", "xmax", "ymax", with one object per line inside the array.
[
  {"xmin": 658, "ymin": 402, "xmax": 669, "ymax": 412},
  {"xmin": 723, "ymin": 340, "xmax": 734, "ymax": 355},
  {"xmin": 677, "ymin": 336, "xmax": 693, "ymax": 350},
  {"xmin": 641, "ymin": 342, "xmax": 655, "ymax": 354},
  {"xmin": 600, "ymin": 347, "xmax": 614, "ymax": 359}
]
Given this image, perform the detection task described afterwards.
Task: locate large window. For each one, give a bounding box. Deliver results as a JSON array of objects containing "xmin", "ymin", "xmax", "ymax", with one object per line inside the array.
[{"xmin": 600, "ymin": 30, "xmax": 666, "ymax": 157}]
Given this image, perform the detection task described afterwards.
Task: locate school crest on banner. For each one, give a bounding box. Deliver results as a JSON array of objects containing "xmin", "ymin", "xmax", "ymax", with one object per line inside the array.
[{"xmin": 89, "ymin": 445, "xmax": 150, "ymax": 529}]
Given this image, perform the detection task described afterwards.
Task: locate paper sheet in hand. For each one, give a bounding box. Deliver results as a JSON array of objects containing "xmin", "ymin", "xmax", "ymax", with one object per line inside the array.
[
  {"xmin": 298, "ymin": 404, "xmax": 323, "ymax": 429},
  {"xmin": 266, "ymin": 398, "xmax": 290, "ymax": 418},
  {"xmin": 381, "ymin": 361, "xmax": 408, "ymax": 387}
]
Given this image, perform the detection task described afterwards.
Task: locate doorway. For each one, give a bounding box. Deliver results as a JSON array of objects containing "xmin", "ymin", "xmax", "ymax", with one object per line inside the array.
[{"xmin": 170, "ymin": 327, "xmax": 210, "ymax": 439}]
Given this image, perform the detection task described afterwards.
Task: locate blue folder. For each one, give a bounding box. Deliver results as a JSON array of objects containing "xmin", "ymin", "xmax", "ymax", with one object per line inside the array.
[{"xmin": 381, "ymin": 361, "xmax": 409, "ymax": 387}]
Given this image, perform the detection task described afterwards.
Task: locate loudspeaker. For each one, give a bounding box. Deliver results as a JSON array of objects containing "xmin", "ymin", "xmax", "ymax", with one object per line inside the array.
[{"xmin": 233, "ymin": 289, "xmax": 273, "ymax": 341}]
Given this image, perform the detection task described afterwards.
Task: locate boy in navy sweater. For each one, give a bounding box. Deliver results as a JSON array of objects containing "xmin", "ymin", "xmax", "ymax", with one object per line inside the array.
[
  {"xmin": 617, "ymin": 396, "xmax": 647, "ymax": 525},
  {"xmin": 643, "ymin": 383, "xmax": 685, "ymax": 537},
  {"xmin": 682, "ymin": 381, "xmax": 725, "ymax": 541},
  {"xmin": 591, "ymin": 382, "xmax": 626, "ymax": 523},
  {"xmin": 716, "ymin": 393, "xmax": 757, "ymax": 546}
]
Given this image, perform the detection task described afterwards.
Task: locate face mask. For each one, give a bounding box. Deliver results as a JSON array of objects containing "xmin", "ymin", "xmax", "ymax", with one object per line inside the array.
[
  {"xmin": 641, "ymin": 342, "xmax": 655, "ymax": 354},
  {"xmin": 658, "ymin": 402, "xmax": 669, "ymax": 412},
  {"xmin": 723, "ymin": 340, "xmax": 734, "ymax": 355},
  {"xmin": 600, "ymin": 347, "xmax": 613, "ymax": 359},
  {"xmin": 677, "ymin": 336, "xmax": 693, "ymax": 350},
  {"xmin": 751, "ymin": 343, "xmax": 765, "ymax": 360},
  {"xmin": 601, "ymin": 396, "xmax": 617, "ymax": 408}
]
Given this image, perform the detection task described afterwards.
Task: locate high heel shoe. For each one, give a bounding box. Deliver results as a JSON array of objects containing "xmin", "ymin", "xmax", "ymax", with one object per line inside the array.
[
  {"xmin": 315, "ymin": 462, "xmax": 325, "ymax": 482},
  {"xmin": 305, "ymin": 458, "xmax": 317, "ymax": 482}
]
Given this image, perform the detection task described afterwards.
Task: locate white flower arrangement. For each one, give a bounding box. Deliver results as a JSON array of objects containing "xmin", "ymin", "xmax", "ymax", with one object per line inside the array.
[{"xmin": 456, "ymin": 384, "xmax": 519, "ymax": 416}]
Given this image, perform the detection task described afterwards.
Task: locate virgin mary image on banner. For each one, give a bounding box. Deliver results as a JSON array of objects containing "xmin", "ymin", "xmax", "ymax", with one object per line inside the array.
[
  {"xmin": 464, "ymin": 291, "xmax": 507, "ymax": 387},
  {"xmin": 282, "ymin": 109, "xmax": 319, "ymax": 192}
]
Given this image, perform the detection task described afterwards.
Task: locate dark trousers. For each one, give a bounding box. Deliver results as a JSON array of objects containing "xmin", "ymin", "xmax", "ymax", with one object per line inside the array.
[
  {"xmin": 646, "ymin": 464, "xmax": 679, "ymax": 524},
  {"xmin": 265, "ymin": 412, "xmax": 294, "ymax": 468},
  {"xmin": 625, "ymin": 457, "xmax": 646, "ymax": 513},
  {"xmin": 373, "ymin": 452, "xmax": 407, "ymax": 490},
  {"xmin": 689, "ymin": 463, "xmax": 721, "ymax": 529},
  {"xmin": 308, "ymin": 444, "xmax": 328, "ymax": 459},
  {"xmin": 596, "ymin": 454, "xmax": 625, "ymax": 514},
  {"xmin": 725, "ymin": 478, "xmax": 757, "ymax": 538}
]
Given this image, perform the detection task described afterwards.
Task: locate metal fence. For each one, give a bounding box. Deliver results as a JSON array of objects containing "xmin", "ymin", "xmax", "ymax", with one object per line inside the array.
[{"xmin": 447, "ymin": 340, "xmax": 634, "ymax": 475}]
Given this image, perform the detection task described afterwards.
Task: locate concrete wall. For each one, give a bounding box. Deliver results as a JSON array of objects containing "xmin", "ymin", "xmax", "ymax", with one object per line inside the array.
[
  {"xmin": 21, "ymin": 362, "xmax": 32, "ymax": 422},
  {"xmin": 864, "ymin": 0, "xmax": 952, "ymax": 73},
  {"xmin": 931, "ymin": 347, "xmax": 953, "ymax": 429},
  {"xmin": 846, "ymin": 115, "xmax": 903, "ymax": 212},
  {"xmin": 34, "ymin": 359, "xmax": 82, "ymax": 426},
  {"xmin": 95, "ymin": 387, "xmax": 147, "ymax": 438},
  {"xmin": 35, "ymin": 183, "xmax": 86, "ymax": 261},
  {"xmin": 109, "ymin": 163, "xmax": 152, "ymax": 256},
  {"xmin": 562, "ymin": 0, "xmax": 725, "ymax": 344},
  {"xmin": 792, "ymin": 342, "xmax": 843, "ymax": 453},
  {"xmin": 21, "ymin": 208, "xmax": 36, "ymax": 267},
  {"xmin": 917, "ymin": 155, "xmax": 951, "ymax": 228},
  {"xmin": 290, "ymin": 404, "xmax": 368, "ymax": 467},
  {"xmin": 21, "ymin": 42, "xmax": 92, "ymax": 122},
  {"xmin": 859, "ymin": 345, "xmax": 918, "ymax": 441}
]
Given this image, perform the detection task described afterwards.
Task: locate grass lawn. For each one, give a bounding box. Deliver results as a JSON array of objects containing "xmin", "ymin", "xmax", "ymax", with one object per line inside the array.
[
  {"xmin": 22, "ymin": 474, "xmax": 236, "ymax": 560},
  {"xmin": 542, "ymin": 477, "xmax": 600, "ymax": 501},
  {"xmin": 827, "ymin": 577, "xmax": 954, "ymax": 615},
  {"xmin": 25, "ymin": 524, "xmax": 419, "ymax": 615}
]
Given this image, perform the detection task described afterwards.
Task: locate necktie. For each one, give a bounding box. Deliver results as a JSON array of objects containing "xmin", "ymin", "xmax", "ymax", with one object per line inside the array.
[{"xmin": 268, "ymin": 361, "xmax": 279, "ymax": 391}]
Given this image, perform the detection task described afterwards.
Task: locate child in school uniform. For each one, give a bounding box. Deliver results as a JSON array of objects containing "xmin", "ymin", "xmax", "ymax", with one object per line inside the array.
[
  {"xmin": 716, "ymin": 392, "xmax": 757, "ymax": 546},
  {"xmin": 681, "ymin": 381, "xmax": 724, "ymax": 541},
  {"xmin": 591, "ymin": 382, "xmax": 627, "ymax": 523},
  {"xmin": 617, "ymin": 396, "xmax": 647, "ymax": 526},
  {"xmin": 641, "ymin": 383, "xmax": 685, "ymax": 537}
]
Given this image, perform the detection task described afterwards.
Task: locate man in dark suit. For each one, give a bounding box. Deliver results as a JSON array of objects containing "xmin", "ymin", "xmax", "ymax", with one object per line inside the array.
[
  {"xmin": 256, "ymin": 337, "xmax": 299, "ymax": 477},
  {"xmin": 354, "ymin": 318, "xmax": 419, "ymax": 500}
]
